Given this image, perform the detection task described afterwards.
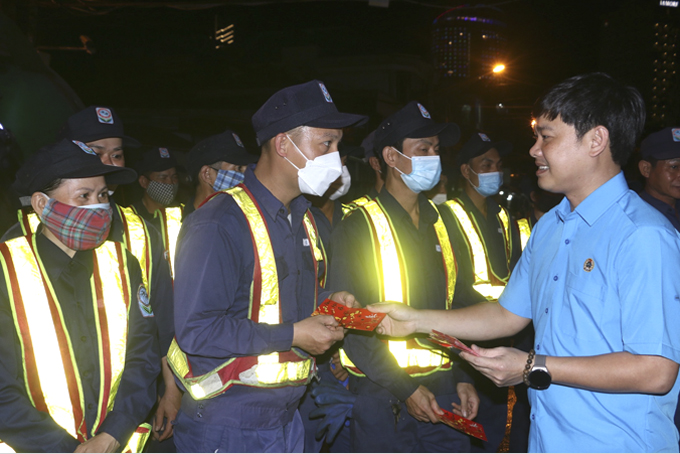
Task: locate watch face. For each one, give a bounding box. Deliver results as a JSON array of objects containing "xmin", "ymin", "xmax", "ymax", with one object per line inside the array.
[{"xmin": 529, "ymin": 369, "xmax": 551, "ymax": 390}]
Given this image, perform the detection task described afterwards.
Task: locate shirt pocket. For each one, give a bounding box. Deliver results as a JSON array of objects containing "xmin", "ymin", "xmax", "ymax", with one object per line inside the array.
[{"xmin": 561, "ymin": 270, "xmax": 606, "ymax": 341}]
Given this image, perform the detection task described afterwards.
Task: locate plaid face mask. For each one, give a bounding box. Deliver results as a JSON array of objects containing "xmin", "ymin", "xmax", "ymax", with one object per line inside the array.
[
  {"xmin": 212, "ymin": 169, "xmax": 244, "ymax": 192},
  {"xmin": 146, "ymin": 180, "xmax": 178, "ymax": 206},
  {"xmin": 40, "ymin": 197, "xmax": 113, "ymax": 251}
]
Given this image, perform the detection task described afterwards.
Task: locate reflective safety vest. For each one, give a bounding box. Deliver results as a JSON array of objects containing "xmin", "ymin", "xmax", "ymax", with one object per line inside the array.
[
  {"xmin": 154, "ymin": 206, "xmax": 183, "ymax": 280},
  {"xmin": 339, "ymin": 199, "xmax": 456, "ymax": 377},
  {"xmin": 441, "ymin": 198, "xmax": 515, "ymax": 300},
  {"xmin": 341, "ymin": 195, "xmax": 374, "ymax": 219},
  {"xmin": 17, "ymin": 206, "xmax": 154, "ymax": 299},
  {"xmin": 516, "ymin": 218, "xmax": 531, "ymax": 251},
  {"xmin": 0, "ymin": 236, "xmax": 150, "ymax": 453},
  {"xmin": 167, "ymin": 184, "xmax": 325, "ymax": 400}
]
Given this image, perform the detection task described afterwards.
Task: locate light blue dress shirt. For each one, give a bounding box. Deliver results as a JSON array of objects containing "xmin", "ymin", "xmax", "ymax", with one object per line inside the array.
[{"xmin": 500, "ymin": 172, "xmax": 680, "ymax": 452}]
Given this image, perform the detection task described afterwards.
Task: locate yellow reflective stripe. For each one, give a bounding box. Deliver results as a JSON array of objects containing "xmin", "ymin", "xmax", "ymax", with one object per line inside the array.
[
  {"xmin": 18, "ymin": 211, "xmax": 40, "ymax": 236},
  {"xmin": 302, "ymin": 212, "xmax": 327, "ymax": 288},
  {"xmin": 362, "ymin": 200, "xmax": 405, "ymax": 303},
  {"xmin": 159, "ymin": 207, "xmax": 183, "ymax": 278},
  {"xmin": 497, "ymin": 207, "xmax": 512, "ymax": 261},
  {"xmin": 0, "ymin": 442, "xmax": 14, "ymax": 452},
  {"xmin": 117, "ymin": 206, "xmax": 152, "ymax": 296},
  {"xmin": 429, "ymin": 201, "xmax": 456, "ymax": 309},
  {"xmin": 517, "ymin": 218, "xmax": 531, "ymax": 250},
  {"xmin": 122, "ymin": 423, "xmax": 152, "ymax": 453},
  {"xmin": 91, "ymin": 242, "xmax": 130, "ymax": 430},
  {"xmin": 2, "ymin": 237, "xmax": 81, "ymax": 438},
  {"xmin": 443, "ymin": 200, "xmax": 505, "ymax": 300}
]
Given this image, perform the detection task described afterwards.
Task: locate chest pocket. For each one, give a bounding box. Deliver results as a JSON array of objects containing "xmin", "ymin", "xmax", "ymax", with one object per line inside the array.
[{"xmin": 561, "ymin": 268, "xmax": 606, "ymax": 341}]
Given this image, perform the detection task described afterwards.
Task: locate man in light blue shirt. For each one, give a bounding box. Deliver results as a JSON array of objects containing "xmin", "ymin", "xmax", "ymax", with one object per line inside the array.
[{"xmin": 366, "ymin": 73, "xmax": 680, "ymax": 452}]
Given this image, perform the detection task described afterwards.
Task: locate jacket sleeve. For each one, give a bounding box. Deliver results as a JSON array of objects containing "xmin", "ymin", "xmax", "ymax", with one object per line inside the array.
[
  {"xmin": 97, "ymin": 252, "xmax": 161, "ymax": 445},
  {"xmin": 145, "ymin": 221, "xmax": 175, "ymax": 356},
  {"xmin": 0, "ymin": 275, "xmax": 81, "ymax": 453},
  {"xmin": 326, "ymin": 216, "xmax": 419, "ymax": 402}
]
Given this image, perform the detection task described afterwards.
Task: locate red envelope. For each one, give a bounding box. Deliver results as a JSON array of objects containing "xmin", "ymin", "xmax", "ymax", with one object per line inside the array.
[
  {"xmin": 429, "ymin": 330, "xmax": 479, "ymax": 356},
  {"xmin": 439, "ymin": 408, "xmax": 487, "ymax": 441},
  {"xmin": 311, "ymin": 299, "xmax": 385, "ymax": 331},
  {"xmin": 339, "ymin": 307, "xmax": 386, "ymax": 331}
]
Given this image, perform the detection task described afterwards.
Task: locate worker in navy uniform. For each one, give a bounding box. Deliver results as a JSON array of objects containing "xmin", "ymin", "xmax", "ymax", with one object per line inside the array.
[
  {"xmin": 168, "ymin": 80, "xmax": 367, "ymax": 453},
  {"xmin": 0, "ymin": 139, "xmax": 160, "ymax": 452},
  {"xmin": 1, "ymin": 106, "xmax": 179, "ymax": 447},
  {"xmin": 132, "ymin": 146, "xmax": 184, "ymax": 282},
  {"xmin": 326, "ymin": 101, "xmax": 480, "ymax": 453},
  {"xmin": 438, "ymin": 132, "xmax": 529, "ymax": 452},
  {"xmin": 638, "ymin": 127, "xmax": 680, "ymax": 232},
  {"xmin": 183, "ymin": 129, "xmax": 258, "ymax": 220}
]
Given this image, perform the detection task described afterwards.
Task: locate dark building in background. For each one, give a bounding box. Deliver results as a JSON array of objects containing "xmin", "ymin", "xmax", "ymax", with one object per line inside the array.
[
  {"xmin": 651, "ymin": 1, "xmax": 680, "ymax": 128},
  {"xmin": 600, "ymin": 0, "xmax": 679, "ymax": 132},
  {"xmin": 432, "ymin": 9, "xmax": 507, "ymax": 81}
]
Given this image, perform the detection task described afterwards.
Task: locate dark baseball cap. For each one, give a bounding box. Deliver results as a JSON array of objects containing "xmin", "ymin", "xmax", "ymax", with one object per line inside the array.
[
  {"xmin": 457, "ymin": 132, "xmax": 513, "ymax": 166},
  {"xmin": 252, "ymin": 80, "xmax": 368, "ymax": 146},
  {"xmin": 136, "ymin": 147, "xmax": 179, "ymax": 175},
  {"xmin": 187, "ymin": 130, "xmax": 258, "ymax": 178},
  {"xmin": 338, "ymin": 142, "xmax": 364, "ymax": 159},
  {"xmin": 640, "ymin": 127, "xmax": 680, "ymax": 161},
  {"xmin": 373, "ymin": 101, "xmax": 460, "ymax": 155},
  {"xmin": 12, "ymin": 138, "xmax": 137, "ymax": 196},
  {"xmin": 61, "ymin": 106, "xmax": 141, "ymax": 148}
]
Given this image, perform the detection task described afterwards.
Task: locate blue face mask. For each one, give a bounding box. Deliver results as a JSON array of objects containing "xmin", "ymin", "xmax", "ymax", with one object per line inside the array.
[
  {"xmin": 469, "ymin": 168, "xmax": 503, "ymax": 197},
  {"xmin": 213, "ymin": 169, "xmax": 244, "ymax": 191},
  {"xmin": 392, "ymin": 147, "xmax": 442, "ymax": 193}
]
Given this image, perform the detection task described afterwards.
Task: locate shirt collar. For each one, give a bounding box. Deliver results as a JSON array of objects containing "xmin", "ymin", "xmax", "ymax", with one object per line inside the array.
[
  {"xmin": 242, "ymin": 164, "xmax": 311, "ymax": 223},
  {"xmin": 458, "ymin": 191, "xmax": 501, "ymax": 217},
  {"xmin": 377, "ymin": 187, "xmax": 438, "ymax": 227},
  {"xmin": 555, "ymin": 172, "xmax": 629, "ymax": 226},
  {"xmin": 36, "ymin": 232, "xmax": 93, "ymax": 281}
]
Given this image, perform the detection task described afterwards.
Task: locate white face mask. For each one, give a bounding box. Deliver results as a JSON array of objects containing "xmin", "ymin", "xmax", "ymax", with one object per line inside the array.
[
  {"xmin": 285, "ymin": 134, "xmax": 343, "ymax": 196},
  {"xmin": 329, "ymin": 165, "xmax": 351, "ymax": 201},
  {"xmin": 431, "ymin": 193, "xmax": 448, "ymax": 205}
]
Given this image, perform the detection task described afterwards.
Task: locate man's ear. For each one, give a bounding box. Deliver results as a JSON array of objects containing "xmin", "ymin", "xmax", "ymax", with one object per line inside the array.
[
  {"xmin": 31, "ymin": 192, "xmax": 48, "ymax": 216},
  {"xmin": 199, "ymin": 165, "xmax": 214, "ymax": 186},
  {"xmin": 639, "ymin": 160, "xmax": 652, "ymax": 178},
  {"xmin": 368, "ymin": 156, "xmax": 381, "ymax": 172},
  {"xmin": 589, "ymin": 125, "xmax": 610, "ymax": 158},
  {"xmin": 272, "ymin": 134, "xmax": 289, "ymax": 158},
  {"xmin": 382, "ymin": 146, "xmax": 398, "ymax": 169},
  {"xmin": 460, "ymin": 163, "xmax": 471, "ymax": 180},
  {"xmin": 139, "ymin": 175, "xmax": 150, "ymax": 189}
]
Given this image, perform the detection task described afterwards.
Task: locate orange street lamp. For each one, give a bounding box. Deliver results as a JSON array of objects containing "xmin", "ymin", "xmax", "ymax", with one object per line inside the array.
[{"xmin": 492, "ymin": 64, "xmax": 506, "ymax": 74}]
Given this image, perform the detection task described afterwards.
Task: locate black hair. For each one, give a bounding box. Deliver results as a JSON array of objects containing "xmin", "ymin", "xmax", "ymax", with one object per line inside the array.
[
  {"xmin": 375, "ymin": 138, "xmax": 404, "ymax": 174},
  {"xmin": 532, "ymin": 72, "xmax": 645, "ymax": 167},
  {"xmin": 40, "ymin": 178, "xmax": 64, "ymax": 196},
  {"xmin": 642, "ymin": 156, "xmax": 660, "ymax": 169}
]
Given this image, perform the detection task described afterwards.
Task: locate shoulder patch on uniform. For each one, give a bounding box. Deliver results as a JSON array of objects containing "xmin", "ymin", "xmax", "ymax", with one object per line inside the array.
[{"xmin": 137, "ymin": 284, "xmax": 154, "ymax": 317}]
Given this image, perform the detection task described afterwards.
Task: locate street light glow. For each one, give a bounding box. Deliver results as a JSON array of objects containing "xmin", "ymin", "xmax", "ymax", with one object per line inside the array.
[{"xmin": 492, "ymin": 64, "xmax": 505, "ymax": 73}]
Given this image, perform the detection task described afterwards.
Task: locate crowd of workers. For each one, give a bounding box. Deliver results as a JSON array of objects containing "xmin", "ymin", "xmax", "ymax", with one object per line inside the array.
[{"xmin": 0, "ymin": 71, "xmax": 679, "ymax": 454}]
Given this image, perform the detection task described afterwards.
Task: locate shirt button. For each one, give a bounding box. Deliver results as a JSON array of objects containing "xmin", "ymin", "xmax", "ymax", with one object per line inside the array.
[
  {"xmin": 553, "ymin": 275, "xmax": 558, "ymax": 281},
  {"xmin": 83, "ymin": 371, "xmax": 90, "ymax": 378},
  {"xmin": 531, "ymin": 414, "xmax": 535, "ymax": 421},
  {"xmin": 87, "ymin": 403, "xmax": 94, "ymax": 410},
  {"xmin": 565, "ymin": 239, "xmax": 570, "ymax": 244},
  {"xmin": 537, "ymin": 344, "xmax": 541, "ymax": 351},
  {"xmin": 197, "ymin": 412, "xmax": 203, "ymax": 418},
  {"xmin": 545, "ymin": 308, "xmax": 549, "ymax": 314},
  {"xmin": 81, "ymin": 336, "xmax": 87, "ymax": 342}
]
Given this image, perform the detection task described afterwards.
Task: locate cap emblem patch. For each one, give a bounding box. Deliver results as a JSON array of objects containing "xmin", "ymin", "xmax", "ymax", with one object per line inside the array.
[
  {"xmin": 583, "ymin": 258, "xmax": 595, "ymax": 272},
  {"xmin": 96, "ymin": 107, "xmax": 113, "ymax": 124},
  {"xmin": 672, "ymin": 128, "xmax": 680, "ymax": 142},
  {"xmin": 417, "ymin": 103, "xmax": 431, "ymax": 119},
  {"xmin": 159, "ymin": 147, "xmax": 170, "ymax": 158},
  {"xmin": 319, "ymin": 83, "xmax": 333, "ymax": 103},
  {"xmin": 232, "ymin": 133, "xmax": 245, "ymax": 148},
  {"xmin": 72, "ymin": 140, "xmax": 96, "ymax": 155},
  {"xmin": 478, "ymin": 133, "xmax": 491, "ymax": 142}
]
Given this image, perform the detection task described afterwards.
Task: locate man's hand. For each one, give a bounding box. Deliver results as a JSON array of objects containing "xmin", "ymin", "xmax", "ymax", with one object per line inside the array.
[
  {"xmin": 293, "ymin": 315, "xmax": 344, "ymax": 355},
  {"xmin": 329, "ymin": 351, "xmax": 349, "ymax": 382},
  {"xmin": 366, "ymin": 302, "xmax": 419, "ymax": 337},
  {"xmin": 452, "ymin": 382, "xmax": 479, "ymax": 420},
  {"xmin": 328, "ymin": 291, "xmax": 360, "ymax": 309},
  {"xmin": 74, "ymin": 433, "xmax": 120, "ymax": 453},
  {"xmin": 153, "ymin": 357, "xmax": 182, "ymax": 441},
  {"xmin": 460, "ymin": 345, "xmax": 527, "ymax": 387},
  {"xmin": 404, "ymin": 385, "xmax": 442, "ymax": 423}
]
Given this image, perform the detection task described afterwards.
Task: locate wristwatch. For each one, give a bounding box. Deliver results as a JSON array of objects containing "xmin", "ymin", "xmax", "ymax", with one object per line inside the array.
[{"xmin": 528, "ymin": 354, "xmax": 552, "ymax": 390}]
